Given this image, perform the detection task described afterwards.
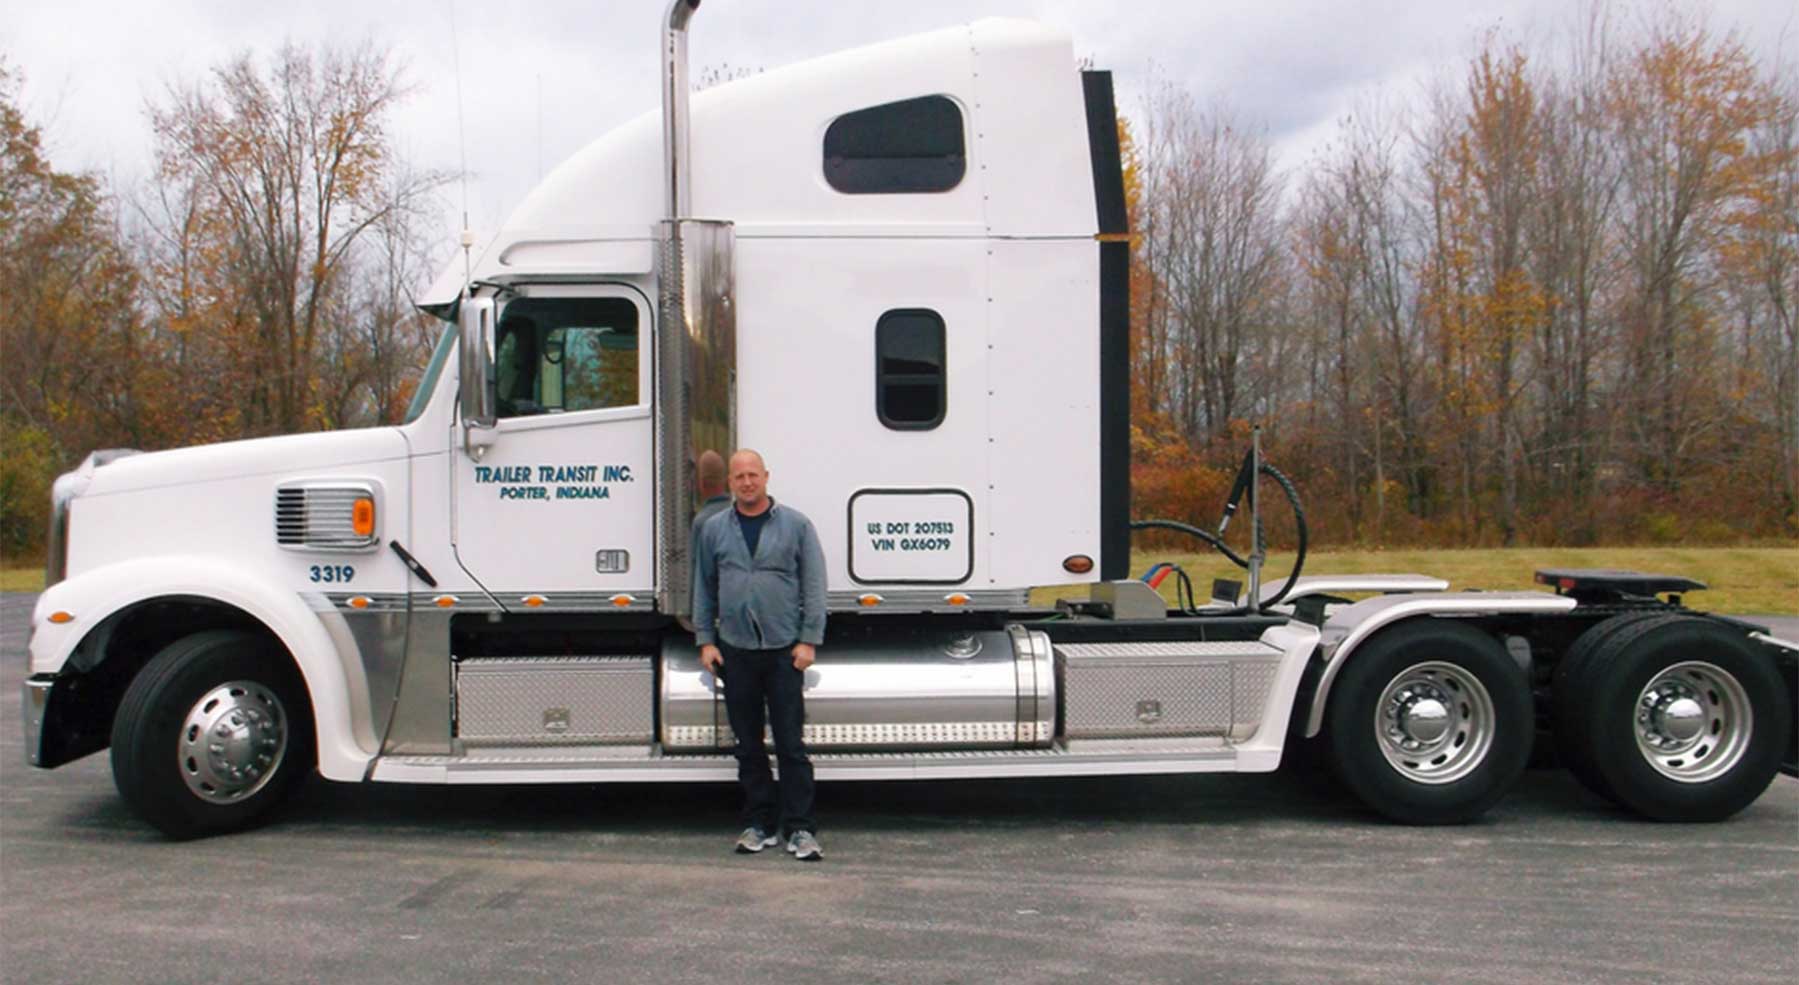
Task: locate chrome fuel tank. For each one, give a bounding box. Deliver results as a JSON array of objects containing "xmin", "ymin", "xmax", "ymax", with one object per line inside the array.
[{"xmin": 660, "ymin": 626, "xmax": 1055, "ymax": 751}]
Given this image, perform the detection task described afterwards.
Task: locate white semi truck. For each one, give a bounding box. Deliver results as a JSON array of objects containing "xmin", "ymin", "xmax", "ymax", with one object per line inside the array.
[{"xmin": 23, "ymin": 2, "xmax": 1797, "ymax": 838}]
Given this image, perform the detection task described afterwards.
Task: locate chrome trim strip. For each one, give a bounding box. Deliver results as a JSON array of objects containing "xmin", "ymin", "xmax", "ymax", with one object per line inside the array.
[
  {"xmin": 21, "ymin": 676, "xmax": 52, "ymax": 766},
  {"xmin": 406, "ymin": 592, "xmax": 505, "ymax": 613},
  {"xmin": 1259, "ymin": 574, "xmax": 1449, "ymax": 605},
  {"xmin": 313, "ymin": 592, "xmax": 410, "ymax": 613},
  {"xmin": 828, "ymin": 588, "xmax": 1028, "ymax": 612},
  {"xmin": 312, "ymin": 591, "xmax": 659, "ymax": 614},
  {"xmin": 370, "ymin": 740, "xmax": 1242, "ymax": 784},
  {"xmin": 666, "ymin": 721, "xmax": 1029, "ymax": 750},
  {"xmin": 1302, "ymin": 591, "xmax": 1577, "ymax": 737},
  {"xmin": 1750, "ymin": 631, "xmax": 1799, "ymax": 654}
]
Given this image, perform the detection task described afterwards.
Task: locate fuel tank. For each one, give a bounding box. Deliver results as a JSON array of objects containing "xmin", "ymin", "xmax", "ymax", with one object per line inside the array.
[{"xmin": 660, "ymin": 626, "xmax": 1055, "ymax": 751}]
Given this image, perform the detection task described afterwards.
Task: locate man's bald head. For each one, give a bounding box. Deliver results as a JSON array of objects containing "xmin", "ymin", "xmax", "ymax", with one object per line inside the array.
[
  {"xmin": 728, "ymin": 449, "xmax": 770, "ymax": 513},
  {"xmin": 729, "ymin": 449, "xmax": 766, "ymax": 473}
]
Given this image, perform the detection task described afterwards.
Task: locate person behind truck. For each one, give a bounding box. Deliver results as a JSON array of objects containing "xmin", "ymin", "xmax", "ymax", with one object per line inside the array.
[{"xmin": 692, "ymin": 449, "xmax": 827, "ymax": 861}]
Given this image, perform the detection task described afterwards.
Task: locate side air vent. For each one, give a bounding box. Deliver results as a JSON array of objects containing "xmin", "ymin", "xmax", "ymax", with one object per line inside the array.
[{"xmin": 275, "ymin": 482, "xmax": 380, "ymax": 551}]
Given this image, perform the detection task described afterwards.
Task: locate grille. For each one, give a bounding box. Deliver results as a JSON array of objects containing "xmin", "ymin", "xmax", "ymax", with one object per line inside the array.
[{"xmin": 275, "ymin": 483, "xmax": 378, "ymax": 550}]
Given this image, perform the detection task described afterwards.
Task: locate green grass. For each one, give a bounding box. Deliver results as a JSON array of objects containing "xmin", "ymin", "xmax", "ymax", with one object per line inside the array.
[
  {"xmin": 1104, "ymin": 546, "xmax": 1799, "ymax": 615},
  {"xmin": 5, "ymin": 546, "xmax": 1793, "ymax": 612},
  {"xmin": 0, "ymin": 567, "xmax": 44, "ymax": 592}
]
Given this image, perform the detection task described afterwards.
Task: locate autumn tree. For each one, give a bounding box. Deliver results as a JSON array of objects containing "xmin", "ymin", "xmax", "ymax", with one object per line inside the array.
[
  {"xmin": 1609, "ymin": 18, "xmax": 1782, "ymax": 493},
  {"xmin": 141, "ymin": 42, "xmax": 445, "ymax": 436},
  {"xmin": 1134, "ymin": 83, "xmax": 1287, "ymax": 443},
  {"xmin": 0, "ymin": 62, "xmax": 143, "ymax": 555},
  {"xmin": 1528, "ymin": 5, "xmax": 1622, "ymax": 539},
  {"xmin": 1456, "ymin": 42, "xmax": 1544, "ymax": 545}
]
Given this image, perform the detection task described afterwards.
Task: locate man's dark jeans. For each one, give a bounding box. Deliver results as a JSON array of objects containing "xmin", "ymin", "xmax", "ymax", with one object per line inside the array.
[{"xmin": 719, "ymin": 644, "xmax": 816, "ymax": 836}]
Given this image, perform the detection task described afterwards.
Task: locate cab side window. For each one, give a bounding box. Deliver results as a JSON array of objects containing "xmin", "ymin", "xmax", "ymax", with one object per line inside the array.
[{"xmin": 494, "ymin": 297, "xmax": 639, "ymax": 417}]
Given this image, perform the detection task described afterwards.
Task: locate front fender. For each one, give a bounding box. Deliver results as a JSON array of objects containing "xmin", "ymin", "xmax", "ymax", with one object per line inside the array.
[{"xmin": 29, "ymin": 557, "xmax": 373, "ymax": 781}]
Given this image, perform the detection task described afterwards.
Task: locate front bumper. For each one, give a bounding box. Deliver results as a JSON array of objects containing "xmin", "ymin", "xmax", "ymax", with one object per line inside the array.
[{"xmin": 21, "ymin": 675, "xmax": 53, "ymax": 766}]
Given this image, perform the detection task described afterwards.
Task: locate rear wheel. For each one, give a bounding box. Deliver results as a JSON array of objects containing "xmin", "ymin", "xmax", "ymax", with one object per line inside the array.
[
  {"xmin": 1559, "ymin": 616, "xmax": 1788, "ymax": 822},
  {"xmin": 1552, "ymin": 612, "xmax": 1669, "ymax": 803},
  {"xmin": 1326, "ymin": 620, "xmax": 1533, "ymax": 824},
  {"xmin": 110, "ymin": 630, "xmax": 314, "ymax": 839}
]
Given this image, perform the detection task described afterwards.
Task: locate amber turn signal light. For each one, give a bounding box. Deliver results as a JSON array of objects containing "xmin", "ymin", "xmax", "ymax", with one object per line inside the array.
[
  {"xmin": 1062, "ymin": 554, "xmax": 1095, "ymax": 574},
  {"xmin": 48, "ymin": 611, "xmax": 75, "ymax": 624},
  {"xmin": 351, "ymin": 497, "xmax": 376, "ymax": 537}
]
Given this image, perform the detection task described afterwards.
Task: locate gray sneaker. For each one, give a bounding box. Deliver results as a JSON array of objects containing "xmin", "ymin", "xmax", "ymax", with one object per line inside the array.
[
  {"xmin": 785, "ymin": 830, "xmax": 823, "ymax": 861},
  {"xmin": 734, "ymin": 827, "xmax": 778, "ymax": 854}
]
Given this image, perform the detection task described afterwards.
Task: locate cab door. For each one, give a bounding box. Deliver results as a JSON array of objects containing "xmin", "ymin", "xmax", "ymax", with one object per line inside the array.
[{"xmin": 451, "ymin": 283, "xmax": 655, "ymax": 605}]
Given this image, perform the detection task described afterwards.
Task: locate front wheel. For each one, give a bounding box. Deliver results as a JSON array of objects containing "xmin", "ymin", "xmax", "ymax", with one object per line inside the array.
[
  {"xmin": 110, "ymin": 630, "xmax": 314, "ymax": 839},
  {"xmin": 1326, "ymin": 620, "xmax": 1533, "ymax": 824}
]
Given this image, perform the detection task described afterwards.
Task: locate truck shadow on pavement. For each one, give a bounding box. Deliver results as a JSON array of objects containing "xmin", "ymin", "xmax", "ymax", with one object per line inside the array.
[{"xmin": 254, "ymin": 762, "xmax": 1631, "ymax": 838}]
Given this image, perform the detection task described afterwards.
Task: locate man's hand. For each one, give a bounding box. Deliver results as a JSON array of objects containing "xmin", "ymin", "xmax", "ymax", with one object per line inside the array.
[
  {"xmin": 700, "ymin": 644, "xmax": 723, "ymax": 673},
  {"xmin": 791, "ymin": 642, "xmax": 816, "ymax": 671}
]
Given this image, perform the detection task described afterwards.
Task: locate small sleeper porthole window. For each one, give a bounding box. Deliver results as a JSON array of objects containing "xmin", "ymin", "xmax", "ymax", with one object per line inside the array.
[{"xmin": 876, "ymin": 309, "xmax": 946, "ymax": 430}]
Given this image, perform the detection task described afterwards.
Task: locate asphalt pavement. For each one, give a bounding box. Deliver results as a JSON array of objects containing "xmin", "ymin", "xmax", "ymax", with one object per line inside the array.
[{"xmin": 2, "ymin": 593, "xmax": 1794, "ymax": 985}]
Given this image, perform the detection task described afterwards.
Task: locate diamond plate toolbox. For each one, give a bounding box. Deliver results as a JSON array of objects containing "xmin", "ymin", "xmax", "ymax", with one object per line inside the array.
[
  {"xmin": 456, "ymin": 656, "xmax": 652, "ymax": 746},
  {"xmin": 1057, "ymin": 641, "xmax": 1282, "ymax": 740}
]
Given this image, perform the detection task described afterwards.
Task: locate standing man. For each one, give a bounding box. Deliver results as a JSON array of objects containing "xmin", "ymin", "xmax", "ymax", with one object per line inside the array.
[{"xmin": 692, "ymin": 449, "xmax": 828, "ymax": 861}]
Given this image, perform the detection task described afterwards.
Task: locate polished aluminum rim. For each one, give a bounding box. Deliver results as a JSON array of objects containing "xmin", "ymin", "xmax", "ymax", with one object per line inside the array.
[
  {"xmin": 1634, "ymin": 661, "xmax": 1752, "ymax": 784},
  {"xmin": 178, "ymin": 680, "xmax": 289, "ymax": 802},
  {"xmin": 1375, "ymin": 661, "xmax": 1495, "ymax": 785}
]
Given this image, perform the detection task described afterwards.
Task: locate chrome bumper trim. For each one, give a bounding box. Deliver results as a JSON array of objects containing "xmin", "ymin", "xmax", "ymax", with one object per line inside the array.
[{"xmin": 21, "ymin": 676, "xmax": 53, "ymax": 767}]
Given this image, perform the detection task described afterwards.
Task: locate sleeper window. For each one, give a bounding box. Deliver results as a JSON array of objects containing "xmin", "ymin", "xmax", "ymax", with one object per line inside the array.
[
  {"xmin": 876, "ymin": 309, "xmax": 946, "ymax": 430},
  {"xmin": 824, "ymin": 95, "xmax": 966, "ymax": 194}
]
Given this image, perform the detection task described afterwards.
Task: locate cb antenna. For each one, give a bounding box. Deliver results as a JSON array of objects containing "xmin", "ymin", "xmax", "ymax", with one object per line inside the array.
[{"xmin": 447, "ymin": 0, "xmax": 475, "ymax": 294}]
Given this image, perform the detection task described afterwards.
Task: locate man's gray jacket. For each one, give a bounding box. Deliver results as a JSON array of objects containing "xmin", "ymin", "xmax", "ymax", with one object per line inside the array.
[{"xmin": 692, "ymin": 499, "xmax": 827, "ymax": 649}]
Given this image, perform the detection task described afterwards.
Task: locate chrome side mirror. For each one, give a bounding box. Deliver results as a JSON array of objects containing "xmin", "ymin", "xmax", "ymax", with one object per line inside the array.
[{"xmin": 458, "ymin": 296, "xmax": 497, "ymax": 455}]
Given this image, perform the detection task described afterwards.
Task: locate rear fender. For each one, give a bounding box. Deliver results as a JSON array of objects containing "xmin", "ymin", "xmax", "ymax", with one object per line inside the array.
[
  {"xmin": 1750, "ymin": 631, "xmax": 1799, "ymax": 777},
  {"xmin": 1302, "ymin": 592, "xmax": 1577, "ymax": 738}
]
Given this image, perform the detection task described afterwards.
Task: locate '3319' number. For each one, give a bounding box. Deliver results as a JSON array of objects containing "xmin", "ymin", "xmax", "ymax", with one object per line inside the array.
[{"xmin": 310, "ymin": 564, "xmax": 355, "ymax": 584}]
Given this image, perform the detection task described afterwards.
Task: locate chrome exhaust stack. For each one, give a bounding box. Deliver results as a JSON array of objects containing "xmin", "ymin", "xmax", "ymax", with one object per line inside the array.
[{"xmin": 655, "ymin": 0, "xmax": 736, "ymax": 622}]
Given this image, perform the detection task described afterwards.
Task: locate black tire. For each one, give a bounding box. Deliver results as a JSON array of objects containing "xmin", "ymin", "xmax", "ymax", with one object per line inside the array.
[
  {"xmin": 1552, "ymin": 612, "xmax": 1674, "ymax": 804},
  {"xmin": 1326, "ymin": 619, "xmax": 1533, "ymax": 824},
  {"xmin": 1569, "ymin": 615, "xmax": 1790, "ymax": 822},
  {"xmin": 110, "ymin": 630, "xmax": 314, "ymax": 839}
]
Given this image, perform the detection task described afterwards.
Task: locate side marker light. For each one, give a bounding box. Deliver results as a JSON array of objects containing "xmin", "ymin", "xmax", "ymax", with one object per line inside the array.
[{"xmin": 1062, "ymin": 554, "xmax": 1095, "ymax": 574}]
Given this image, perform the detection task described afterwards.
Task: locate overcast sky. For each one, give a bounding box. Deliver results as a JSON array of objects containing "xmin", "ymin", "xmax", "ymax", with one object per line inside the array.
[{"xmin": 7, "ymin": 0, "xmax": 1794, "ymax": 255}]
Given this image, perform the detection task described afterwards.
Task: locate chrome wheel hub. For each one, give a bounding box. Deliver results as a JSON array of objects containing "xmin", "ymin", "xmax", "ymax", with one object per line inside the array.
[
  {"xmin": 179, "ymin": 681, "xmax": 288, "ymax": 802},
  {"xmin": 1376, "ymin": 662, "xmax": 1495, "ymax": 785},
  {"xmin": 1634, "ymin": 662, "xmax": 1751, "ymax": 783}
]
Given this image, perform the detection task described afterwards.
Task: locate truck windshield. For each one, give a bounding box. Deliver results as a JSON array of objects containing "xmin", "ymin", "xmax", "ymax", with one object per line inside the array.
[{"xmin": 403, "ymin": 324, "xmax": 456, "ymax": 424}]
